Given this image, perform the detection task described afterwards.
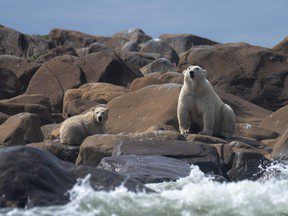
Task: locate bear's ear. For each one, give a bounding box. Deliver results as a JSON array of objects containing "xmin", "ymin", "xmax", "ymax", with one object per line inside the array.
[{"xmin": 203, "ymin": 70, "xmax": 207, "ymax": 77}]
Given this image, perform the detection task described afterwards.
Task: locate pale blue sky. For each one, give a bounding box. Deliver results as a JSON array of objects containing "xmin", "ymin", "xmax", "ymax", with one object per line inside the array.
[{"xmin": 1, "ymin": 0, "xmax": 287, "ymax": 47}]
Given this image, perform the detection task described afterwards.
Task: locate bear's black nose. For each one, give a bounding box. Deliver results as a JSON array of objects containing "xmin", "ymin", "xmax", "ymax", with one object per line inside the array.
[{"xmin": 190, "ymin": 71, "xmax": 194, "ymax": 78}]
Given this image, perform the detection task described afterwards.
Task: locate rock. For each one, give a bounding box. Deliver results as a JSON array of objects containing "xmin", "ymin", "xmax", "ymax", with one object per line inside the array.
[
  {"xmin": 227, "ymin": 150, "xmax": 271, "ymax": 181},
  {"xmin": 121, "ymin": 41, "xmax": 140, "ymax": 52},
  {"xmin": 63, "ymin": 83, "xmax": 128, "ymax": 117},
  {"xmin": 0, "ymin": 55, "xmax": 41, "ymax": 92},
  {"xmin": 159, "ymin": 34, "xmax": 218, "ymax": 54},
  {"xmin": 106, "ymin": 84, "xmax": 181, "ymax": 133},
  {"xmin": 228, "ymin": 141, "xmax": 268, "ymax": 155},
  {"xmin": 140, "ymin": 39, "xmax": 179, "ymax": 64},
  {"xmin": 79, "ymin": 50, "xmax": 142, "ymax": 86},
  {"xmin": 0, "ymin": 25, "xmax": 51, "ymax": 57},
  {"xmin": 27, "ymin": 141, "xmax": 79, "ymax": 163},
  {"xmin": 0, "ymin": 146, "xmax": 150, "ymax": 208},
  {"xmin": 36, "ymin": 45, "xmax": 78, "ymax": 63},
  {"xmin": 98, "ymin": 155, "xmax": 191, "ymax": 183},
  {"xmin": 130, "ymin": 72, "xmax": 183, "ymax": 91},
  {"xmin": 87, "ymin": 42, "xmax": 112, "ymax": 54},
  {"xmin": 75, "ymin": 47, "xmax": 89, "ymax": 57},
  {"xmin": 49, "ymin": 28, "xmax": 108, "ymax": 48},
  {"xmin": 118, "ymin": 51, "xmax": 155, "ymax": 71},
  {"xmin": 0, "ymin": 112, "xmax": 9, "ymax": 124},
  {"xmin": 105, "ymin": 37, "xmax": 129, "ymax": 49},
  {"xmin": 0, "ymin": 113, "xmax": 43, "ymax": 146},
  {"xmin": 41, "ymin": 123, "xmax": 61, "ymax": 140},
  {"xmin": 0, "ymin": 67, "xmax": 20, "ymax": 99},
  {"xmin": 140, "ymin": 58, "xmax": 176, "ymax": 75},
  {"xmin": 179, "ymin": 42, "xmax": 288, "ymax": 111},
  {"xmin": 235, "ymin": 123, "xmax": 280, "ymax": 141},
  {"xmin": 260, "ymin": 104, "xmax": 288, "ymax": 135},
  {"xmin": 112, "ymin": 28, "xmax": 151, "ymax": 44},
  {"xmin": 270, "ymin": 128, "xmax": 288, "ymax": 160},
  {"xmin": 186, "ymin": 134, "xmax": 227, "ymax": 144},
  {"xmin": 0, "ymin": 94, "xmax": 52, "ymax": 124},
  {"xmin": 26, "ymin": 56, "xmax": 86, "ymax": 109},
  {"xmin": 273, "ymin": 36, "xmax": 288, "ymax": 54},
  {"xmin": 113, "ymin": 139, "xmax": 222, "ymax": 175}
]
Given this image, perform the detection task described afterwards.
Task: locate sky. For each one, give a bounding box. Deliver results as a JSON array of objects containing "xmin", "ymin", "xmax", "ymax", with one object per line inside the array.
[{"xmin": 1, "ymin": 0, "xmax": 287, "ymax": 48}]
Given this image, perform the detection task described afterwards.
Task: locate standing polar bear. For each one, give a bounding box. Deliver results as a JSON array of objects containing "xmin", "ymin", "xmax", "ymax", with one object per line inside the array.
[
  {"xmin": 177, "ymin": 65, "xmax": 235, "ymax": 138},
  {"xmin": 60, "ymin": 106, "xmax": 108, "ymax": 146}
]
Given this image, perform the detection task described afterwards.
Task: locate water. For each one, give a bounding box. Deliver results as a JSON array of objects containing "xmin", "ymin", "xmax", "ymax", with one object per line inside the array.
[{"xmin": 2, "ymin": 164, "xmax": 288, "ymax": 216}]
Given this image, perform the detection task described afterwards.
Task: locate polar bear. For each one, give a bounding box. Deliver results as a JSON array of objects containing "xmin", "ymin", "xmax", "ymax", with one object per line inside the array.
[
  {"xmin": 60, "ymin": 106, "xmax": 108, "ymax": 146},
  {"xmin": 177, "ymin": 65, "xmax": 235, "ymax": 138}
]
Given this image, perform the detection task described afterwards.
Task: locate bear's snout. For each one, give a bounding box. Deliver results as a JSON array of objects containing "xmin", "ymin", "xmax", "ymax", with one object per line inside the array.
[{"xmin": 190, "ymin": 71, "xmax": 194, "ymax": 78}]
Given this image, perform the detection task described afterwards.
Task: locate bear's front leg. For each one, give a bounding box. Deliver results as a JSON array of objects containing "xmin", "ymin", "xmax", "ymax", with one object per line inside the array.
[
  {"xmin": 177, "ymin": 106, "xmax": 190, "ymax": 136},
  {"xmin": 199, "ymin": 107, "xmax": 215, "ymax": 136}
]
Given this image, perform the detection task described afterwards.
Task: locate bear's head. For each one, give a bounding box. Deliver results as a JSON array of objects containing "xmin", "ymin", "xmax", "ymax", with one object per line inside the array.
[
  {"xmin": 92, "ymin": 106, "xmax": 109, "ymax": 124},
  {"xmin": 183, "ymin": 65, "xmax": 207, "ymax": 87}
]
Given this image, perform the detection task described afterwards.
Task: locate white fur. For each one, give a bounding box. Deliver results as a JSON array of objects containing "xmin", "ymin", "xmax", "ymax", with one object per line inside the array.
[
  {"xmin": 177, "ymin": 65, "xmax": 235, "ymax": 138},
  {"xmin": 60, "ymin": 106, "xmax": 108, "ymax": 146}
]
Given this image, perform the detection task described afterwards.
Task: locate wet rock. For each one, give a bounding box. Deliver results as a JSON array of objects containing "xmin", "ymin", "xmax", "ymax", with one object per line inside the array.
[
  {"xmin": 36, "ymin": 45, "xmax": 78, "ymax": 63},
  {"xmin": 0, "ymin": 113, "xmax": 43, "ymax": 146},
  {"xmin": 227, "ymin": 150, "xmax": 271, "ymax": 181},
  {"xmin": 140, "ymin": 39, "xmax": 179, "ymax": 64},
  {"xmin": 98, "ymin": 155, "xmax": 191, "ymax": 183},
  {"xmin": 0, "ymin": 67, "xmax": 20, "ymax": 99},
  {"xmin": 27, "ymin": 140, "xmax": 79, "ymax": 163},
  {"xmin": 159, "ymin": 33, "xmax": 218, "ymax": 54},
  {"xmin": 179, "ymin": 42, "xmax": 288, "ymax": 111},
  {"xmin": 0, "ymin": 146, "xmax": 150, "ymax": 208},
  {"xmin": 260, "ymin": 104, "xmax": 288, "ymax": 135},
  {"xmin": 270, "ymin": 128, "xmax": 288, "ymax": 160},
  {"xmin": 26, "ymin": 56, "xmax": 86, "ymax": 109},
  {"xmin": 140, "ymin": 58, "xmax": 176, "ymax": 75},
  {"xmin": 0, "ymin": 55, "xmax": 41, "ymax": 92},
  {"xmin": 0, "ymin": 94, "xmax": 52, "ymax": 124}
]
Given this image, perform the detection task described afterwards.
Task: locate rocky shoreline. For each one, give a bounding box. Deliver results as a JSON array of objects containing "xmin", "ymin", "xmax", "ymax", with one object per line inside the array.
[{"xmin": 0, "ymin": 25, "xmax": 288, "ymax": 209}]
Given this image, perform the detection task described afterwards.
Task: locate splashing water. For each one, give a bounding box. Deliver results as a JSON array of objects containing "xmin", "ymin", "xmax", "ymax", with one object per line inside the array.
[{"xmin": 2, "ymin": 164, "xmax": 288, "ymax": 216}]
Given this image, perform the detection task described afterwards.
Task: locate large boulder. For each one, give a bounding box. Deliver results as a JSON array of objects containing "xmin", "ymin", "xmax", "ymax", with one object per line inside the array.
[
  {"xmin": 121, "ymin": 41, "xmax": 140, "ymax": 52},
  {"xmin": 26, "ymin": 56, "xmax": 86, "ymax": 109},
  {"xmin": 140, "ymin": 58, "xmax": 176, "ymax": 75},
  {"xmin": 79, "ymin": 50, "xmax": 143, "ymax": 86},
  {"xmin": 273, "ymin": 36, "xmax": 288, "ymax": 54},
  {"xmin": 260, "ymin": 104, "xmax": 288, "ymax": 135},
  {"xmin": 106, "ymin": 84, "xmax": 181, "ymax": 133},
  {"xmin": 269, "ymin": 128, "xmax": 288, "ymax": 160},
  {"xmin": 179, "ymin": 43, "xmax": 288, "ymax": 111},
  {"xmin": 98, "ymin": 155, "xmax": 191, "ymax": 183},
  {"xmin": 0, "ymin": 67, "xmax": 20, "ymax": 99},
  {"xmin": 0, "ymin": 25, "xmax": 51, "ymax": 57},
  {"xmin": 0, "ymin": 94, "xmax": 52, "ymax": 124},
  {"xmin": 87, "ymin": 42, "xmax": 112, "ymax": 54},
  {"xmin": 49, "ymin": 28, "xmax": 108, "ymax": 48},
  {"xmin": 36, "ymin": 45, "xmax": 78, "ymax": 63},
  {"xmin": 118, "ymin": 51, "xmax": 155, "ymax": 71},
  {"xmin": 63, "ymin": 83, "xmax": 128, "ymax": 117},
  {"xmin": 0, "ymin": 112, "xmax": 9, "ymax": 125},
  {"xmin": 112, "ymin": 28, "xmax": 152, "ymax": 44},
  {"xmin": 140, "ymin": 39, "xmax": 179, "ymax": 64},
  {"xmin": 0, "ymin": 55, "xmax": 41, "ymax": 92},
  {"xmin": 159, "ymin": 34, "xmax": 218, "ymax": 54},
  {"xmin": 0, "ymin": 113, "xmax": 43, "ymax": 146},
  {"xmin": 0, "ymin": 146, "xmax": 150, "ymax": 208}
]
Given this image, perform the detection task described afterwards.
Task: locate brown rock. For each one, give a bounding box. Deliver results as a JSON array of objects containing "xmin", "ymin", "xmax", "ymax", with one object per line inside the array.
[
  {"xmin": 159, "ymin": 33, "xmax": 218, "ymax": 54},
  {"xmin": 273, "ymin": 36, "xmax": 288, "ymax": 54},
  {"xmin": 0, "ymin": 112, "xmax": 9, "ymax": 124},
  {"xmin": 118, "ymin": 51, "xmax": 155, "ymax": 71},
  {"xmin": 270, "ymin": 128, "xmax": 288, "ymax": 160},
  {"xmin": 235, "ymin": 123, "xmax": 280, "ymax": 141},
  {"xmin": 106, "ymin": 84, "xmax": 181, "ymax": 133},
  {"xmin": 0, "ymin": 55, "xmax": 41, "ymax": 92},
  {"xmin": 36, "ymin": 45, "xmax": 78, "ymax": 63},
  {"xmin": 260, "ymin": 104, "xmax": 288, "ymax": 135},
  {"xmin": 49, "ymin": 28, "xmax": 108, "ymax": 48},
  {"xmin": 0, "ymin": 113, "xmax": 43, "ymax": 146},
  {"xmin": 121, "ymin": 41, "xmax": 140, "ymax": 52},
  {"xmin": 0, "ymin": 67, "xmax": 20, "ymax": 99},
  {"xmin": 179, "ymin": 42, "xmax": 288, "ymax": 111},
  {"xmin": 186, "ymin": 134, "xmax": 227, "ymax": 144},
  {"xmin": 41, "ymin": 123, "xmax": 61, "ymax": 140},
  {"xmin": 105, "ymin": 37, "xmax": 129, "ymax": 49},
  {"xmin": 140, "ymin": 39, "xmax": 179, "ymax": 64},
  {"xmin": 27, "ymin": 141, "xmax": 79, "ymax": 163},
  {"xmin": 26, "ymin": 56, "xmax": 86, "ymax": 109},
  {"xmin": 140, "ymin": 58, "xmax": 176, "ymax": 75},
  {"xmin": 112, "ymin": 28, "xmax": 151, "ymax": 44},
  {"xmin": 87, "ymin": 42, "xmax": 112, "ymax": 54}
]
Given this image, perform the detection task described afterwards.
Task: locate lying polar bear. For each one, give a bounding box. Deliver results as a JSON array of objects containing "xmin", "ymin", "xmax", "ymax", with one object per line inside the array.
[
  {"xmin": 60, "ymin": 106, "xmax": 108, "ymax": 146},
  {"xmin": 177, "ymin": 65, "xmax": 235, "ymax": 138}
]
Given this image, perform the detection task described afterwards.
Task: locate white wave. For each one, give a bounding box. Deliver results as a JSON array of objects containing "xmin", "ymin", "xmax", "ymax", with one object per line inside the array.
[{"xmin": 2, "ymin": 164, "xmax": 288, "ymax": 216}]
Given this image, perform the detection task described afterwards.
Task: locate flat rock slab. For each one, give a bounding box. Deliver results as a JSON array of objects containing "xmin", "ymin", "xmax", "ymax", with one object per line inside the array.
[{"xmin": 98, "ymin": 155, "xmax": 191, "ymax": 183}]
